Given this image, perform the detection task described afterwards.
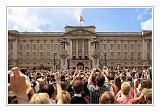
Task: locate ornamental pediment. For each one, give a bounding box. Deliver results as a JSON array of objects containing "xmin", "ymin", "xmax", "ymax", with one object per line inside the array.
[{"xmin": 63, "ymin": 28, "xmax": 96, "ymax": 37}]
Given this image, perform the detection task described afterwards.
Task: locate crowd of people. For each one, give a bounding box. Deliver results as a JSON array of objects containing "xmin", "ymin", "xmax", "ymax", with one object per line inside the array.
[{"xmin": 8, "ymin": 65, "xmax": 152, "ymax": 104}]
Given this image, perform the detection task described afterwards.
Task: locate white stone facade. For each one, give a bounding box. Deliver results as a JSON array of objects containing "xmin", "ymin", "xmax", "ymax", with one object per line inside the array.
[{"xmin": 8, "ymin": 26, "xmax": 152, "ymax": 69}]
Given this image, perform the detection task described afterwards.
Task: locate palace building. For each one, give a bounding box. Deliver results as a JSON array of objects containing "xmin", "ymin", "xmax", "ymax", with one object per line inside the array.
[{"xmin": 8, "ymin": 26, "xmax": 152, "ymax": 70}]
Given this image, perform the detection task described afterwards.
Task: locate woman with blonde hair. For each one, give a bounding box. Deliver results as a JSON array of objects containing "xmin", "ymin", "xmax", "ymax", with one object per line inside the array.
[
  {"xmin": 62, "ymin": 91, "xmax": 71, "ymax": 104},
  {"xmin": 116, "ymin": 82, "xmax": 133, "ymax": 104},
  {"xmin": 29, "ymin": 93, "xmax": 51, "ymax": 104}
]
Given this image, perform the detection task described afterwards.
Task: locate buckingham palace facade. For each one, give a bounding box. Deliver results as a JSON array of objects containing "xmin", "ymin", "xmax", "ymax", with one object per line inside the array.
[{"xmin": 8, "ymin": 26, "xmax": 152, "ymax": 69}]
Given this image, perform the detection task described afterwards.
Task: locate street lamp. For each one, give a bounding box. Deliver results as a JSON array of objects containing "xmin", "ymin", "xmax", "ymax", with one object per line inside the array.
[
  {"xmin": 103, "ymin": 52, "xmax": 107, "ymax": 66},
  {"xmin": 60, "ymin": 37, "xmax": 68, "ymax": 49},
  {"xmin": 91, "ymin": 37, "xmax": 99, "ymax": 49},
  {"xmin": 53, "ymin": 52, "xmax": 57, "ymax": 70}
]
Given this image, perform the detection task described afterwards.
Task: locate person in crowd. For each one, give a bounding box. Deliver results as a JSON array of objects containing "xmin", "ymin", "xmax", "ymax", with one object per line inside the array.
[
  {"xmin": 99, "ymin": 91, "xmax": 118, "ymax": 104},
  {"xmin": 8, "ymin": 67, "xmax": 63, "ymax": 104},
  {"xmin": 116, "ymin": 82, "xmax": 133, "ymax": 104},
  {"xmin": 61, "ymin": 82, "xmax": 71, "ymax": 104},
  {"xmin": 113, "ymin": 76, "xmax": 121, "ymax": 97},
  {"xmin": 70, "ymin": 80, "xmax": 86, "ymax": 104},
  {"xmin": 40, "ymin": 84, "xmax": 55, "ymax": 103},
  {"xmin": 8, "ymin": 65, "xmax": 152, "ymax": 104},
  {"xmin": 29, "ymin": 93, "xmax": 51, "ymax": 104},
  {"xmin": 87, "ymin": 68, "xmax": 110, "ymax": 104},
  {"xmin": 128, "ymin": 88, "xmax": 152, "ymax": 104}
]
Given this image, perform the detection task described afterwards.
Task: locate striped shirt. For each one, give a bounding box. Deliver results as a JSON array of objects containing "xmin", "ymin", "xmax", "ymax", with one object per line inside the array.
[{"xmin": 87, "ymin": 81, "xmax": 110, "ymax": 104}]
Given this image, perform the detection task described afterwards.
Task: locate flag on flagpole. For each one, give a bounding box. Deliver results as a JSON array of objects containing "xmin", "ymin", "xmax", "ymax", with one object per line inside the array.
[{"xmin": 80, "ymin": 15, "xmax": 85, "ymax": 22}]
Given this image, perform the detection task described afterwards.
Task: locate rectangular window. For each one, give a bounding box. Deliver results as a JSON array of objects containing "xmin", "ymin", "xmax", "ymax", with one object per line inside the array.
[
  {"xmin": 26, "ymin": 52, "xmax": 30, "ymax": 58},
  {"xmin": 84, "ymin": 39, "xmax": 88, "ymax": 56},
  {"xmin": 117, "ymin": 52, "xmax": 120, "ymax": 59},
  {"xmin": 131, "ymin": 52, "xmax": 134, "ymax": 59},
  {"xmin": 104, "ymin": 44, "xmax": 106, "ymax": 50},
  {"xmin": 124, "ymin": 44, "xmax": 127, "ymax": 50},
  {"xmin": 110, "ymin": 52, "xmax": 114, "ymax": 59},
  {"xmin": 26, "ymin": 44, "xmax": 30, "ymax": 50},
  {"xmin": 33, "ymin": 44, "xmax": 36, "ymax": 51},
  {"xmin": 40, "ymin": 52, "xmax": 43, "ymax": 59},
  {"xmin": 78, "ymin": 40, "xmax": 82, "ymax": 56},
  {"xmin": 33, "ymin": 52, "xmax": 36, "ymax": 59},
  {"xmin": 37, "ymin": 40, "xmax": 40, "ymax": 43},
  {"xmin": 30, "ymin": 40, "xmax": 33, "ymax": 43},
  {"xmin": 37, "ymin": 44, "xmax": 39, "ymax": 51},
  {"xmin": 47, "ymin": 44, "xmax": 50, "ymax": 50},
  {"xmin": 134, "ymin": 40, "xmax": 137, "ymax": 43},
  {"xmin": 138, "ymin": 52, "xmax": 141, "ymax": 59},
  {"xmin": 36, "ymin": 53, "xmax": 39, "ymax": 59},
  {"xmin": 40, "ymin": 44, "xmax": 43, "ymax": 51},
  {"xmin": 110, "ymin": 44, "xmax": 113, "ymax": 50},
  {"xmin": 19, "ymin": 52, "xmax": 23, "ymax": 59},
  {"xmin": 147, "ymin": 42, "xmax": 151, "ymax": 50},
  {"xmin": 54, "ymin": 44, "xmax": 57, "ymax": 51},
  {"xmin": 117, "ymin": 44, "xmax": 120, "ymax": 50},
  {"xmin": 72, "ymin": 40, "xmax": 76, "ymax": 57},
  {"xmin": 47, "ymin": 52, "xmax": 50, "ymax": 58},
  {"xmin": 138, "ymin": 44, "xmax": 141, "ymax": 50},
  {"xmin": 131, "ymin": 44, "xmax": 134, "ymax": 50},
  {"xmin": 147, "ymin": 53, "xmax": 150, "ymax": 59},
  {"xmin": 30, "ymin": 45, "xmax": 32, "ymax": 50},
  {"xmin": 19, "ymin": 44, "xmax": 23, "ymax": 50},
  {"xmin": 51, "ymin": 45, "xmax": 53, "ymax": 51},
  {"xmin": 124, "ymin": 52, "xmax": 127, "ymax": 59}
]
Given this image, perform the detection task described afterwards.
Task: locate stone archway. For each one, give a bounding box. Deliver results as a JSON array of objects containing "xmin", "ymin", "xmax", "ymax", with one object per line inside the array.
[{"xmin": 77, "ymin": 62, "xmax": 84, "ymax": 70}]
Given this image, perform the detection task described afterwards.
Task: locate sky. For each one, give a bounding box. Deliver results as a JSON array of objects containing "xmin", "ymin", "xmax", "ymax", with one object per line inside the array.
[{"xmin": 8, "ymin": 7, "xmax": 152, "ymax": 32}]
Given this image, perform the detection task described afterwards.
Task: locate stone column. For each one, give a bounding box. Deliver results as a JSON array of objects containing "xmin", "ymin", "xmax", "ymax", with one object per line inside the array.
[
  {"xmin": 70, "ymin": 40, "xmax": 72, "ymax": 59},
  {"xmin": 88, "ymin": 39, "xmax": 92, "ymax": 60},
  {"xmin": 13, "ymin": 39, "xmax": 18, "ymax": 60},
  {"xmin": 82, "ymin": 39, "xmax": 84, "ymax": 59},
  {"xmin": 76, "ymin": 40, "xmax": 78, "ymax": 59},
  {"xmin": 142, "ymin": 39, "xmax": 147, "ymax": 59}
]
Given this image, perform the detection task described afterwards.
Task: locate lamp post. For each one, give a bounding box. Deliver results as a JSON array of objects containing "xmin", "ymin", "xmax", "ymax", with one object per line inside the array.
[
  {"xmin": 91, "ymin": 37, "xmax": 100, "ymax": 68},
  {"xmin": 91, "ymin": 37, "xmax": 99, "ymax": 49},
  {"xmin": 60, "ymin": 37, "xmax": 68, "ymax": 49},
  {"xmin": 53, "ymin": 52, "xmax": 57, "ymax": 70},
  {"xmin": 103, "ymin": 52, "xmax": 107, "ymax": 66}
]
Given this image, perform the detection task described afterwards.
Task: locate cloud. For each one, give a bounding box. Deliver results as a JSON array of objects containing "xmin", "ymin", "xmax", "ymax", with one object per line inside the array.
[
  {"xmin": 137, "ymin": 14, "xmax": 142, "ymax": 20},
  {"xmin": 136, "ymin": 8, "xmax": 152, "ymax": 31},
  {"xmin": 141, "ymin": 18, "xmax": 152, "ymax": 30},
  {"xmin": 8, "ymin": 7, "xmax": 84, "ymax": 32},
  {"xmin": 136, "ymin": 8, "xmax": 152, "ymax": 21}
]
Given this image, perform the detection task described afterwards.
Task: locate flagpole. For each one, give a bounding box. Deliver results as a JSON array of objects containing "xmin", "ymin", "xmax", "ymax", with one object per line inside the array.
[{"xmin": 80, "ymin": 14, "xmax": 81, "ymax": 26}]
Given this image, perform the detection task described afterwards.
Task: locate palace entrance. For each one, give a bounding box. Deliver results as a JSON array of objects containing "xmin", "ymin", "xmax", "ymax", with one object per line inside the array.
[{"xmin": 77, "ymin": 62, "xmax": 84, "ymax": 70}]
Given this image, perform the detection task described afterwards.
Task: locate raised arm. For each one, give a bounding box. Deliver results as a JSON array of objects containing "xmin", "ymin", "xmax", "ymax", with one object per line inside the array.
[
  {"xmin": 102, "ymin": 69, "xmax": 109, "ymax": 83},
  {"xmin": 10, "ymin": 67, "xmax": 30, "ymax": 104},
  {"xmin": 55, "ymin": 71, "xmax": 63, "ymax": 104},
  {"xmin": 88, "ymin": 68, "xmax": 96, "ymax": 84},
  {"xmin": 70, "ymin": 69, "xmax": 79, "ymax": 86}
]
